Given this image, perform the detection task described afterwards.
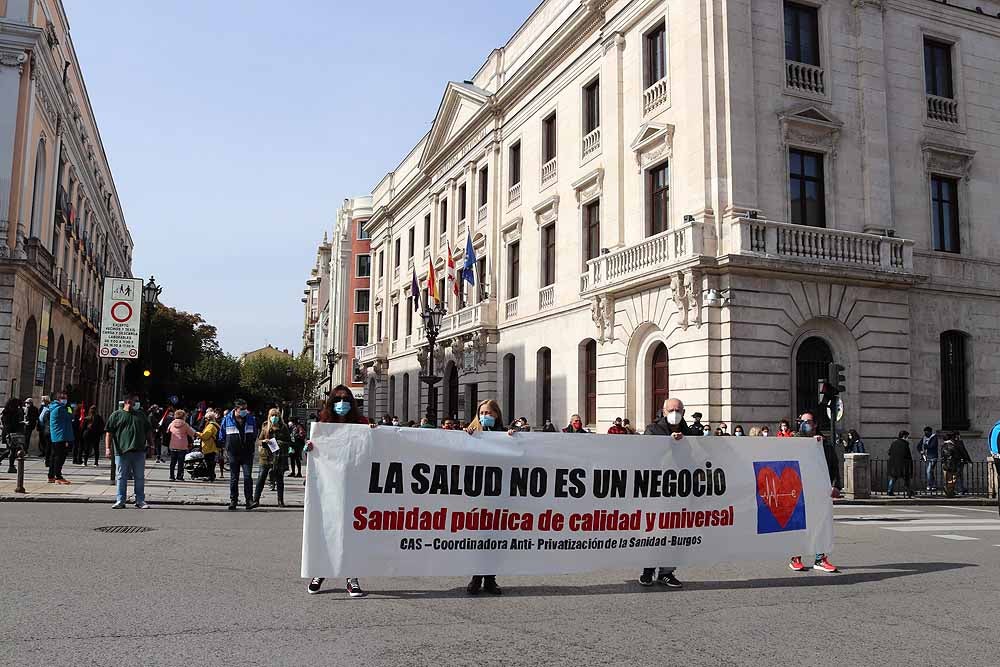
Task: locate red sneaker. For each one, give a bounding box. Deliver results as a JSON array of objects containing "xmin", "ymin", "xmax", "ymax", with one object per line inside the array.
[
  {"xmin": 56, "ymin": 479, "xmax": 71, "ymax": 485},
  {"xmin": 788, "ymin": 556, "xmax": 807, "ymax": 572},
  {"xmin": 813, "ymin": 556, "xmax": 838, "ymax": 573}
]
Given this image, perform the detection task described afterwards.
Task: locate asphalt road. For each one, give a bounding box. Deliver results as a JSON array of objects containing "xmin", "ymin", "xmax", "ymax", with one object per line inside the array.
[{"xmin": 2, "ymin": 503, "xmax": 999, "ymax": 667}]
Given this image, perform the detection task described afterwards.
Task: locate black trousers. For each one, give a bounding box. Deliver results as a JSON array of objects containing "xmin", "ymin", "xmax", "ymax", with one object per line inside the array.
[
  {"xmin": 48, "ymin": 441, "xmax": 69, "ymax": 479},
  {"xmin": 204, "ymin": 452, "xmax": 216, "ymax": 481},
  {"xmin": 288, "ymin": 449, "xmax": 303, "ymax": 476},
  {"xmin": 82, "ymin": 439, "xmax": 100, "ymax": 465},
  {"xmin": 255, "ymin": 463, "xmax": 284, "ymax": 504}
]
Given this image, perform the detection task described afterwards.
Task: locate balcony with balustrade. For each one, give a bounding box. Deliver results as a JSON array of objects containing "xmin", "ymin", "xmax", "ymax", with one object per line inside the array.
[
  {"xmin": 540, "ymin": 158, "xmax": 557, "ymax": 187},
  {"xmin": 357, "ymin": 339, "xmax": 388, "ymax": 364},
  {"xmin": 508, "ymin": 182, "xmax": 521, "ymax": 208},
  {"xmin": 785, "ymin": 61, "xmax": 825, "ymax": 97},
  {"xmin": 926, "ymin": 94, "xmax": 959, "ymax": 126},
  {"xmin": 580, "ymin": 221, "xmax": 706, "ymax": 297},
  {"xmin": 643, "ymin": 77, "xmax": 669, "ymax": 116},
  {"xmin": 729, "ymin": 217, "xmax": 914, "ymax": 275},
  {"xmin": 581, "ymin": 127, "xmax": 601, "ymax": 161}
]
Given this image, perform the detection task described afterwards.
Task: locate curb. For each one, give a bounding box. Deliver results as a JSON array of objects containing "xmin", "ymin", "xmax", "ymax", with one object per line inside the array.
[
  {"xmin": 834, "ymin": 498, "xmax": 998, "ymax": 507},
  {"xmin": 0, "ymin": 494, "xmax": 304, "ymax": 508}
]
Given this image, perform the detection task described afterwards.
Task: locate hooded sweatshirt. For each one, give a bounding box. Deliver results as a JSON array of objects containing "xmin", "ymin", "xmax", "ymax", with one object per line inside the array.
[{"xmin": 168, "ymin": 418, "xmax": 197, "ymax": 451}]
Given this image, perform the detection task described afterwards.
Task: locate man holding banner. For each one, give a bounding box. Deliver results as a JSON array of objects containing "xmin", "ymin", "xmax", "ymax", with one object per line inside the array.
[{"xmin": 638, "ymin": 397, "xmax": 701, "ymax": 588}]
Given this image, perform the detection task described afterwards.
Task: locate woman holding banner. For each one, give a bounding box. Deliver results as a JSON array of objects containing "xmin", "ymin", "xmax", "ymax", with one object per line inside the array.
[
  {"xmin": 464, "ymin": 399, "xmax": 507, "ymax": 595},
  {"xmin": 306, "ymin": 385, "xmax": 372, "ymax": 598}
]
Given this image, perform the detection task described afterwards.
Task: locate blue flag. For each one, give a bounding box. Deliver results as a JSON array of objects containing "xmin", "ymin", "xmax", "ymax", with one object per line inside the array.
[
  {"xmin": 411, "ymin": 268, "xmax": 420, "ymax": 311},
  {"xmin": 463, "ymin": 225, "xmax": 477, "ymax": 286}
]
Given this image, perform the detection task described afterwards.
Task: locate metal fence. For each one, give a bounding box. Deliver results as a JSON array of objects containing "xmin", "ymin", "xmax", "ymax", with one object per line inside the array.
[{"xmin": 868, "ymin": 458, "xmax": 996, "ymax": 497}]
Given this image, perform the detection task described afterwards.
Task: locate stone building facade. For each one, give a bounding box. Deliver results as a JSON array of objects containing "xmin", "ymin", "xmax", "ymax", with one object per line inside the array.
[
  {"xmin": 302, "ymin": 197, "xmax": 372, "ymax": 403},
  {"xmin": 351, "ymin": 0, "xmax": 999, "ymax": 456},
  {"xmin": 0, "ymin": 0, "xmax": 133, "ymax": 412}
]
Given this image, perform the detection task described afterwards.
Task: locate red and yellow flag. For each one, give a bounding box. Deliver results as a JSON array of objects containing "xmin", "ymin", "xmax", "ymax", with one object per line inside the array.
[{"xmin": 427, "ymin": 260, "xmax": 439, "ymax": 303}]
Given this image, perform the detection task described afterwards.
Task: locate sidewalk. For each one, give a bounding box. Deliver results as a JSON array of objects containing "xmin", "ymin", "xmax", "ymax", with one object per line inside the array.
[{"xmin": 0, "ymin": 455, "xmax": 305, "ymax": 507}]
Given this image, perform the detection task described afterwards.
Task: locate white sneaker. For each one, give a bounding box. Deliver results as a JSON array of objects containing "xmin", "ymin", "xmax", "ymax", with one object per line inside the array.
[
  {"xmin": 135, "ymin": 502, "xmax": 151, "ymax": 509},
  {"xmin": 111, "ymin": 501, "xmax": 125, "ymax": 509}
]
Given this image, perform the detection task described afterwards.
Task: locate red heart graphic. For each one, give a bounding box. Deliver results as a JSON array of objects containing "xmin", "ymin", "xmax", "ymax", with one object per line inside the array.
[{"xmin": 756, "ymin": 466, "xmax": 802, "ymax": 528}]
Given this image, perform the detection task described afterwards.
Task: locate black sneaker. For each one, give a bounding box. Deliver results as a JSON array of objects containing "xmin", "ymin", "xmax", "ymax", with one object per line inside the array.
[
  {"xmin": 658, "ymin": 573, "xmax": 682, "ymax": 588},
  {"xmin": 346, "ymin": 578, "xmax": 366, "ymax": 598},
  {"xmin": 638, "ymin": 572, "xmax": 654, "ymax": 586},
  {"xmin": 466, "ymin": 576, "xmax": 482, "ymax": 594},
  {"xmin": 246, "ymin": 501, "xmax": 258, "ymax": 511},
  {"xmin": 307, "ymin": 577, "xmax": 324, "ymax": 594},
  {"xmin": 227, "ymin": 502, "xmax": 238, "ymax": 511}
]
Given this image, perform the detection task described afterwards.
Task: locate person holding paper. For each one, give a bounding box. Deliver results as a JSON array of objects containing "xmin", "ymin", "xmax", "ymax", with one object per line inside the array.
[
  {"xmin": 306, "ymin": 385, "xmax": 372, "ymax": 598},
  {"xmin": 254, "ymin": 408, "xmax": 290, "ymax": 508}
]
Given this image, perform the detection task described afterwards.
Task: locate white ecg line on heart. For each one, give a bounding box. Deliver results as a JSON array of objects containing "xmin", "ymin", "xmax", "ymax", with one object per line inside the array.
[{"xmin": 758, "ymin": 474, "xmax": 799, "ymax": 510}]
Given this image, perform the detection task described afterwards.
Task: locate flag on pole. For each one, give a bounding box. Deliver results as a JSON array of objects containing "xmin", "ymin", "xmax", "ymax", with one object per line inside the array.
[
  {"xmin": 446, "ymin": 243, "xmax": 458, "ymax": 296},
  {"xmin": 411, "ymin": 268, "xmax": 420, "ymax": 311},
  {"xmin": 427, "ymin": 260, "xmax": 439, "ymax": 304},
  {"xmin": 462, "ymin": 224, "xmax": 477, "ymax": 286}
]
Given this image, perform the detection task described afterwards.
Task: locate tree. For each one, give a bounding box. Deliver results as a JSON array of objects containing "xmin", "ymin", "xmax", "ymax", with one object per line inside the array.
[
  {"xmin": 182, "ymin": 355, "xmax": 242, "ymax": 408},
  {"xmin": 123, "ymin": 305, "xmax": 224, "ymax": 405},
  {"xmin": 239, "ymin": 354, "xmax": 321, "ymax": 411}
]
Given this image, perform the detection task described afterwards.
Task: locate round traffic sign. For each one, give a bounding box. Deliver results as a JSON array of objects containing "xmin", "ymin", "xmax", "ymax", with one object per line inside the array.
[{"xmin": 110, "ymin": 301, "xmax": 133, "ymax": 323}]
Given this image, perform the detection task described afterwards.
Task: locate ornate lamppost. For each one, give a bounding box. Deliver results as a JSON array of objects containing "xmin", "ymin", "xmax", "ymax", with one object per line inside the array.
[
  {"xmin": 419, "ymin": 301, "xmax": 446, "ymax": 427},
  {"xmin": 325, "ymin": 348, "xmax": 341, "ymax": 396},
  {"xmin": 140, "ymin": 276, "xmax": 162, "ymax": 405}
]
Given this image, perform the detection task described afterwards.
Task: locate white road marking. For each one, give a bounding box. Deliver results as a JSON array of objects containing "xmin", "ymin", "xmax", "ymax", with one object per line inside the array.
[
  {"xmin": 892, "ymin": 509, "xmax": 920, "ymax": 513},
  {"xmin": 934, "ymin": 535, "xmax": 979, "ymax": 541},
  {"xmin": 835, "ymin": 513, "xmax": 960, "ymax": 521},
  {"xmin": 886, "ymin": 524, "xmax": 1000, "ymax": 532},
  {"xmin": 840, "ymin": 518, "xmax": 1000, "ymax": 526}
]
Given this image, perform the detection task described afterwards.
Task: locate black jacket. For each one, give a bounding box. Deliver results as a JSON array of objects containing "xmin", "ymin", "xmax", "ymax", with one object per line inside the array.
[
  {"xmin": 644, "ymin": 417, "xmax": 701, "ymax": 437},
  {"xmin": 25, "ymin": 404, "xmax": 39, "ymax": 430},
  {"xmin": 887, "ymin": 438, "xmax": 913, "ymax": 478}
]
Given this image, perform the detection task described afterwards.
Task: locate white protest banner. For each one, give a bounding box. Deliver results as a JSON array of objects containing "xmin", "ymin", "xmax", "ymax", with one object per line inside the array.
[
  {"xmin": 301, "ymin": 424, "xmax": 834, "ymax": 578},
  {"xmin": 99, "ymin": 277, "xmax": 144, "ymax": 360}
]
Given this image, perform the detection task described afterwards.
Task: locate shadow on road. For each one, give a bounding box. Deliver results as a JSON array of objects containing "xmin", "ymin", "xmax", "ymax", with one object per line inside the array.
[{"xmin": 361, "ymin": 561, "xmax": 974, "ymax": 600}]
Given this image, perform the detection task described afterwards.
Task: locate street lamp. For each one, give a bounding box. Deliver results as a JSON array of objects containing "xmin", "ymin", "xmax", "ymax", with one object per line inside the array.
[
  {"xmin": 140, "ymin": 276, "xmax": 163, "ymax": 406},
  {"xmin": 420, "ymin": 301, "xmax": 446, "ymax": 427},
  {"xmin": 325, "ymin": 348, "xmax": 339, "ymax": 394}
]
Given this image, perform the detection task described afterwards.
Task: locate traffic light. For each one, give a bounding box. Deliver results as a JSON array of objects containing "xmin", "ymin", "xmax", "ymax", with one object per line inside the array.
[{"xmin": 828, "ymin": 362, "xmax": 846, "ymax": 395}]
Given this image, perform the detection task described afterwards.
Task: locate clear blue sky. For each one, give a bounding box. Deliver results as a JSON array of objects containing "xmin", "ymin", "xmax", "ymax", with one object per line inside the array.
[{"xmin": 64, "ymin": 0, "xmax": 540, "ymax": 355}]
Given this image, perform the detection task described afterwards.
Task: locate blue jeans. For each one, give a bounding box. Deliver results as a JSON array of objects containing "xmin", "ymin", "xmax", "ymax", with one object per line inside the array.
[
  {"xmin": 925, "ymin": 459, "xmax": 938, "ymax": 488},
  {"xmin": 229, "ymin": 461, "xmax": 253, "ymax": 504},
  {"xmin": 115, "ymin": 451, "xmax": 145, "ymax": 504}
]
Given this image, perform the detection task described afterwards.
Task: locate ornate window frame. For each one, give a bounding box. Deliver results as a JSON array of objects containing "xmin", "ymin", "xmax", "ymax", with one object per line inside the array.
[
  {"xmin": 921, "ymin": 141, "xmax": 974, "ymax": 254},
  {"xmin": 778, "ymin": 106, "xmax": 842, "ymax": 229}
]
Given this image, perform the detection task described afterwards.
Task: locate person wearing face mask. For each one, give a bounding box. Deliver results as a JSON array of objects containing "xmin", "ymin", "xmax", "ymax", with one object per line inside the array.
[
  {"xmin": 254, "ymin": 408, "xmax": 291, "ymax": 507},
  {"xmin": 220, "ymin": 399, "xmax": 257, "ymax": 511},
  {"xmin": 47, "ymin": 391, "xmax": 75, "ymax": 484},
  {"xmin": 464, "ymin": 399, "xmax": 508, "ymax": 595},
  {"xmin": 562, "ymin": 414, "xmax": 590, "ymax": 433},
  {"xmin": 702, "ymin": 424, "xmax": 712, "ymax": 436},
  {"xmin": 733, "ymin": 425, "xmax": 746, "ymax": 437},
  {"xmin": 788, "ymin": 412, "xmax": 838, "ymax": 573},
  {"xmin": 775, "ymin": 420, "xmax": 793, "ymax": 438},
  {"xmin": 198, "ymin": 410, "xmax": 221, "ymax": 482},
  {"xmin": 759, "ymin": 426, "xmax": 771, "ymax": 437},
  {"xmin": 306, "ymin": 385, "xmax": 372, "ymax": 598},
  {"xmin": 640, "ymin": 397, "xmax": 700, "ymax": 588},
  {"xmin": 690, "ymin": 412, "xmax": 704, "ymax": 433},
  {"xmin": 104, "ymin": 395, "xmax": 155, "ymax": 509}
]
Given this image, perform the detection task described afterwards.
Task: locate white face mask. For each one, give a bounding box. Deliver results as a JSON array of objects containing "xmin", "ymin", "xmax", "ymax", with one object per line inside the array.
[{"xmin": 665, "ymin": 411, "xmax": 683, "ymax": 426}]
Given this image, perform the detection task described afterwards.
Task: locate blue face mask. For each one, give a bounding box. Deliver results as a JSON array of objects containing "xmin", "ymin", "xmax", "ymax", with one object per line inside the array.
[
  {"xmin": 333, "ymin": 401, "xmax": 351, "ymax": 416},
  {"xmin": 238, "ymin": 409, "xmax": 248, "ymax": 418},
  {"xmin": 801, "ymin": 422, "xmax": 813, "ymax": 434},
  {"xmin": 480, "ymin": 415, "xmax": 496, "ymax": 429}
]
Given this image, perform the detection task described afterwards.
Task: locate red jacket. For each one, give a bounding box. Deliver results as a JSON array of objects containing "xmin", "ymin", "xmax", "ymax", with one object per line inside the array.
[
  {"xmin": 607, "ymin": 425, "xmax": 629, "ymax": 435},
  {"xmin": 776, "ymin": 428, "xmax": 794, "ymax": 438}
]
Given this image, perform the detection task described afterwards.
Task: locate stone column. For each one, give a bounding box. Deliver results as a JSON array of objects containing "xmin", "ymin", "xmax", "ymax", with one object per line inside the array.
[
  {"xmin": 853, "ymin": 0, "xmax": 893, "ymax": 234},
  {"xmin": 843, "ymin": 453, "xmax": 871, "ymax": 499},
  {"xmin": 599, "ymin": 32, "xmax": 625, "ymax": 249}
]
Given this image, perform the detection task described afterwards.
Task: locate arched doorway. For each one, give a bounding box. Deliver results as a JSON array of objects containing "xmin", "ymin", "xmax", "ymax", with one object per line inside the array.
[
  {"xmin": 18, "ymin": 317, "xmax": 38, "ymax": 399},
  {"xmin": 444, "ymin": 362, "xmax": 459, "ymax": 420},
  {"xmin": 53, "ymin": 335, "xmax": 65, "ymax": 392},
  {"xmin": 795, "ymin": 336, "xmax": 834, "ymax": 429},
  {"xmin": 650, "ymin": 343, "xmax": 669, "ymax": 420}
]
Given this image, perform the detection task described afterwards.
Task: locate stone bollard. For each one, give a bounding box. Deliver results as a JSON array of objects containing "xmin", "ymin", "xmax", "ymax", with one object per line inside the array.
[
  {"xmin": 842, "ymin": 453, "xmax": 871, "ymax": 499},
  {"xmin": 989, "ymin": 455, "xmax": 999, "ymax": 499},
  {"xmin": 14, "ymin": 449, "xmax": 26, "ymax": 494}
]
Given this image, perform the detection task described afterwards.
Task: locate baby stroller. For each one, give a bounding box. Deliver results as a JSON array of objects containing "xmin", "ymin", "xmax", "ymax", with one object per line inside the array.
[{"xmin": 184, "ymin": 441, "xmax": 211, "ymax": 481}]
